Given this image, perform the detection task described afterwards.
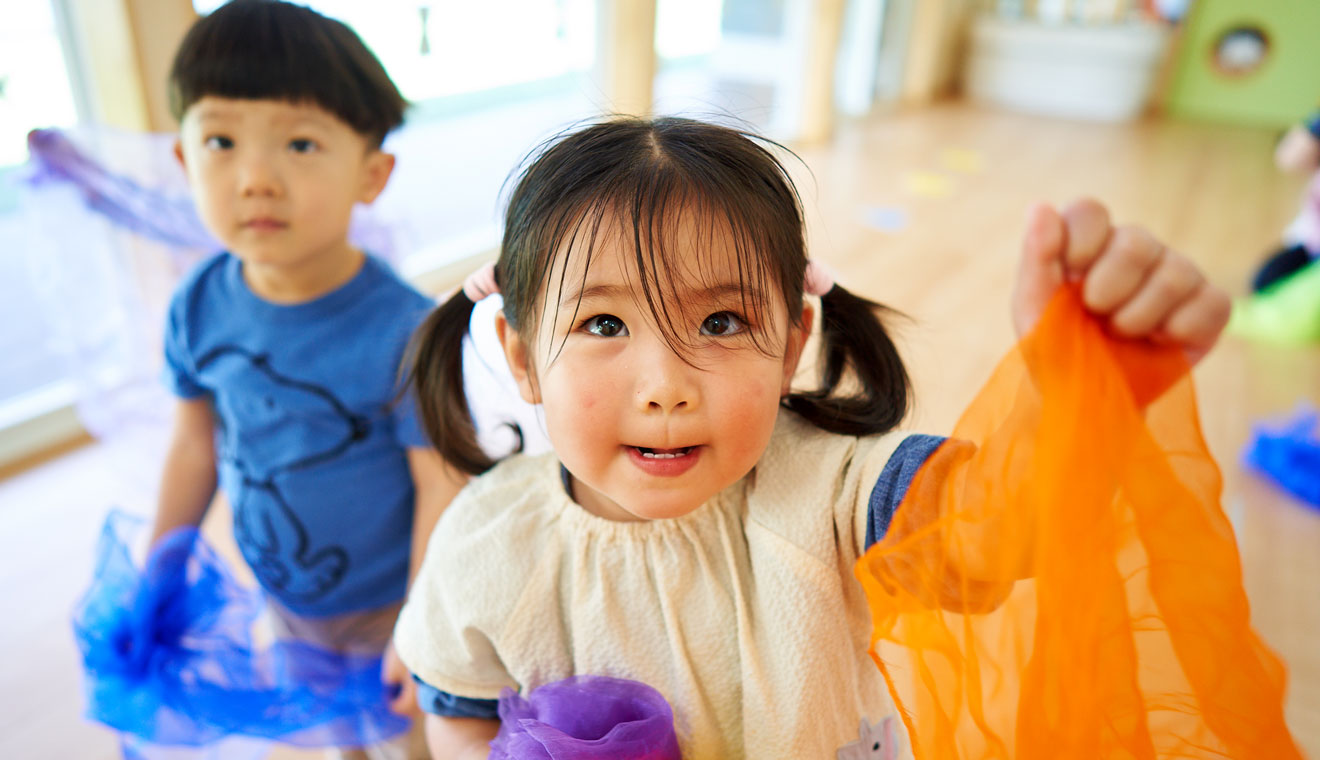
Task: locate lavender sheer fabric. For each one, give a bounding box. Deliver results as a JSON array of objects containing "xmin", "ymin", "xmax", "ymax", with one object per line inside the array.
[{"xmin": 490, "ymin": 676, "xmax": 682, "ymax": 760}]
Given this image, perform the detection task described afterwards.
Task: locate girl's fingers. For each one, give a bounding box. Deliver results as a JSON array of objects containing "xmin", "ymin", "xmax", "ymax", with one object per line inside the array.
[
  {"xmin": 1060, "ymin": 198, "xmax": 1112, "ymax": 276},
  {"xmin": 1160, "ymin": 280, "xmax": 1231, "ymax": 354},
  {"xmin": 1012, "ymin": 202, "xmax": 1067, "ymax": 336},
  {"xmin": 1081, "ymin": 226, "xmax": 1165, "ymax": 315},
  {"xmin": 1108, "ymin": 251, "xmax": 1204, "ymax": 338}
]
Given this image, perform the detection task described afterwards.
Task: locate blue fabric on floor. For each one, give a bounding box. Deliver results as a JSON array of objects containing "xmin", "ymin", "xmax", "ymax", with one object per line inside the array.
[
  {"xmin": 73, "ymin": 511, "xmax": 410, "ymax": 754},
  {"xmin": 1244, "ymin": 406, "xmax": 1320, "ymax": 509}
]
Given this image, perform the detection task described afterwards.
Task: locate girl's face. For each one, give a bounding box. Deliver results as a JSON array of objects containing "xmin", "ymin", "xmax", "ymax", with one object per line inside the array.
[{"xmin": 498, "ymin": 214, "xmax": 812, "ymax": 522}]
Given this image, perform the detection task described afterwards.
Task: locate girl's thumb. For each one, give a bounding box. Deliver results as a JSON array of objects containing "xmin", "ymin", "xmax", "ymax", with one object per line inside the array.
[{"xmin": 1011, "ymin": 202, "xmax": 1067, "ymax": 337}]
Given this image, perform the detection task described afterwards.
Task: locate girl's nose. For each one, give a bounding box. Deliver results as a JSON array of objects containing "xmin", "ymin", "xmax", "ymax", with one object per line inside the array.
[{"xmin": 634, "ymin": 341, "xmax": 698, "ymax": 415}]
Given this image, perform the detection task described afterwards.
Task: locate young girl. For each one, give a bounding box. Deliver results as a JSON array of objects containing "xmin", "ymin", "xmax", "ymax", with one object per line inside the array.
[{"xmin": 394, "ymin": 117, "xmax": 1229, "ymax": 759}]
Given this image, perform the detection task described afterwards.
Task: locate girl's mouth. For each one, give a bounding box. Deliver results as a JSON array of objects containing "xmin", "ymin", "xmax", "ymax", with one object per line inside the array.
[
  {"xmin": 635, "ymin": 446, "xmax": 694, "ymax": 460},
  {"xmin": 627, "ymin": 445, "xmax": 701, "ymax": 476}
]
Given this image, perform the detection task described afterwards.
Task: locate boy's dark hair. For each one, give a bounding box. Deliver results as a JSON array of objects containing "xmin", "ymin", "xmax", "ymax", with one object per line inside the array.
[
  {"xmin": 169, "ymin": 0, "xmax": 406, "ymax": 146},
  {"xmin": 407, "ymin": 116, "xmax": 911, "ymax": 476}
]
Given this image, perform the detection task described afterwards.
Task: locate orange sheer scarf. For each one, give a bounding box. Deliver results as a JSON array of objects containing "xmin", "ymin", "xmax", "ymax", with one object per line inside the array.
[{"xmin": 857, "ymin": 288, "xmax": 1301, "ymax": 759}]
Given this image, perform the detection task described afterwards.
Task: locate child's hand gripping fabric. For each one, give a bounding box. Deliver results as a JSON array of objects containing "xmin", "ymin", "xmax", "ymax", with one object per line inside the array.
[
  {"xmin": 1013, "ymin": 199, "xmax": 1229, "ymax": 367},
  {"xmin": 856, "ymin": 199, "xmax": 1301, "ymax": 759}
]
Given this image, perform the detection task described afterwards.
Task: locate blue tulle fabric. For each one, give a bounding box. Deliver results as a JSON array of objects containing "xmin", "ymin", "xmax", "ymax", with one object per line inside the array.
[
  {"xmin": 73, "ymin": 511, "xmax": 409, "ymax": 755},
  {"xmin": 490, "ymin": 676, "xmax": 682, "ymax": 759},
  {"xmin": 1244, "ymin": 406, "xmax": 1320, "ymax": 508}
]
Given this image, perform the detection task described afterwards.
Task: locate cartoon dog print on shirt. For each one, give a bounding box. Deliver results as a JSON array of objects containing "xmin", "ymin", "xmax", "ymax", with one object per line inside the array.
[{"xmin": 197, "ymin": 346, "xmax": 371, "ymax": 603}]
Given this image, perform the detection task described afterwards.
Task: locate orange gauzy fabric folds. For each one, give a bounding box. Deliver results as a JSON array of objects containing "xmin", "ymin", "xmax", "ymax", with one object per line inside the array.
[{"xmin": 856, "ymin": 287, "xmax": 1301, "ymax": 759}]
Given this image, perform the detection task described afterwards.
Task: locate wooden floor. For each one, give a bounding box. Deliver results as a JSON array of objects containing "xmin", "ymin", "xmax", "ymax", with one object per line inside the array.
[{"xmin": 2, "ymin": 101, "xmax": 1317, "ymax": 758}]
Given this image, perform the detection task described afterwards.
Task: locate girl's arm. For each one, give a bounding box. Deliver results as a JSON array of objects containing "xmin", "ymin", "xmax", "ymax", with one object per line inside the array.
[
  {"xmin": 425, "ymin": 714, "xmax": 499, "ymax": 759},
  {"xmin": 149, "ymin": 398, "xmax": 217, "ymax": 547}
]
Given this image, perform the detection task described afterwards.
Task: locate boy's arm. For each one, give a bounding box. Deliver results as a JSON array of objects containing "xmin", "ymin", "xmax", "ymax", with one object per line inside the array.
[
  {"xmin": 425, "ymin": 714, "xmax": 499, "ymax": 759},
  {"xmin": 149, "ymin": 397, "xmax": 218, "ymax": 547},
  {"xmin": 406, "ymin": 447, "xmax": 469, "ymax": 586},
  {"xmin": 383, "ymin": 446, "xmax": 470, "ymax": 715}
]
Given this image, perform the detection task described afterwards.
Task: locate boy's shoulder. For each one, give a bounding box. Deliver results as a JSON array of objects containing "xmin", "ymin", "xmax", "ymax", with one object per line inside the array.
[
  {"xmin": 171, "ymin": 250, "xmax": 231, "ymax": 300},
  {"xmin": 165, "ymin": 251, "xmax": 233, "ymax": 325},
  {"xmin": 357, "ymin": 254, "xmax": 433, "ymax": 309}
]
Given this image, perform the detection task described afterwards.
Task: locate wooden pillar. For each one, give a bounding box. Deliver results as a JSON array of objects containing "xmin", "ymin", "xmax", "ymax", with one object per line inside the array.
[
  {"xmin": 124, "ymin": 0, "xmax": 198, "ymax": 130},
  {"xmin": 796, "ymin": 0, "xmax": 847, "ymax": 144},
  {"xmin": 63, "ymin": 0, "xmax": 196, "ymax": 131},
  {"xmin": 596, "ymin": 0, "xmax": 658, "ymax": 116},
  {"xmin": 901, "ymin": 0, "xmax": 975, "ymax": 103}
]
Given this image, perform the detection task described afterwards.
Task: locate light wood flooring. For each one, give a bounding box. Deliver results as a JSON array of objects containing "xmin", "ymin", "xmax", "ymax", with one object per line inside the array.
[{"xmin": 2, "ymin": 101, "xmax": 1316, "ymax": 758}]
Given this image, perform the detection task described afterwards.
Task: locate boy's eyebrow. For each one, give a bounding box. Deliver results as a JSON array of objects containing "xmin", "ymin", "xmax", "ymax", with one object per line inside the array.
[
  {"xmin": 192, "ymin": 107, "xmax": 236, "ymax": 123},
  {"xmin": 559, "ymin": 282, "xmax": 760, "ymax": 308}
]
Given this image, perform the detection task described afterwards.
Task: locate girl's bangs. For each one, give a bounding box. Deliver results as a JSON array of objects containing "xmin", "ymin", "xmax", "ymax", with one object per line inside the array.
[{"xmin": 537, "ymin": 179, "xmax": 797, "ymax": 361}]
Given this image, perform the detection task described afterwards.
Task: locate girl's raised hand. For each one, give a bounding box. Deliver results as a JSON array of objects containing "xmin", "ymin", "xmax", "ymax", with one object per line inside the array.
[{"xmin": 1011, "ymin": 199, "xmax": 1230, "ymax": 366}]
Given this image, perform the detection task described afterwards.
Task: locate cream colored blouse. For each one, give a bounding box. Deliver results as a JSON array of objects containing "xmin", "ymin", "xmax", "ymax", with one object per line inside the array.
[{"xmin": 395, "ymin": 411, "xmax": 911, "ymax": 760}]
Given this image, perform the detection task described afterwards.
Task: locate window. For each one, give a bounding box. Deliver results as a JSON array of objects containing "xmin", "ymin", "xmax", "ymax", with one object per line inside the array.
[{"xmin": 0, "ymin": 0, "xmax": 86, "ymax": 463}]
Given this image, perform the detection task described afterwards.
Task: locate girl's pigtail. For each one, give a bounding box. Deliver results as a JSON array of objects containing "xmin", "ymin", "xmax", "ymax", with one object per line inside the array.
[
  {"xmin": 404, "ymin": 292, "xmax": 495, "ymax": 476},
  {"xmin": 783, "ymin": 284, "xmax": 910, "ymax": 436}
]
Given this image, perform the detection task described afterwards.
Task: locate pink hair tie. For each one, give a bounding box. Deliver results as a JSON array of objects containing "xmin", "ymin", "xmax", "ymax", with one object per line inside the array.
[
  {"xmin": 804, "ymin": 259, "xmax": 837, "ymax": 297},
  {"xmin": 462, "ymin": 261, "xmax": 499, "ymax": 302}
]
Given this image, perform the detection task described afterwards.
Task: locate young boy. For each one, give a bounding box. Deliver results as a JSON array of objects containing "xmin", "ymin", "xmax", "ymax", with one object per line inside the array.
[{"xmin": 152, "ymin": 2, "xmax": 461, "ymax": 757}]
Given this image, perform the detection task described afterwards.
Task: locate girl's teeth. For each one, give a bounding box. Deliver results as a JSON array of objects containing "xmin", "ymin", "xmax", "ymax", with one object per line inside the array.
[{"xmin": 640, "ymin": 447, "xmax": 690, "ymax": 459}]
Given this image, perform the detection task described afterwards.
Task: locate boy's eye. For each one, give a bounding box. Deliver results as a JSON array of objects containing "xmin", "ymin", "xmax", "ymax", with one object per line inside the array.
[
  {"xmin": 583, "ymin": 314, "xmax": 628, "ymax": 338},
  {"xmin": 288, "ymin": 138, "xmax": 318, "ymax": 153},
  {"xmin": 203, "ymin": 135, "xmax": 234, "ymax": 150},
  {"xmin": 700, "ymin": 311, "xmax": 745, "ymax": 336}
]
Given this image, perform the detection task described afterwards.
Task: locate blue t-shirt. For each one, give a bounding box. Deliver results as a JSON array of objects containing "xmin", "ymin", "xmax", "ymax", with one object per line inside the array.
[
  {"xmin": 163, "ymin": 253, "xmax": 434, "ymax": 617},
  {"xmin": 414, "ymin": 433, "xmax": 945, "ymax": 719}
]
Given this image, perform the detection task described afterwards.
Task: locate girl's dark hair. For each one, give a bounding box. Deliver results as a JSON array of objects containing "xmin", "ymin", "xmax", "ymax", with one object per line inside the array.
[
  {"xmin": 168, "ymin": 0, "xmax": 407, "ymax": 146},
  {"xmin": 408, "ymin": 116, "xmax": 910, "ymax": 475}
]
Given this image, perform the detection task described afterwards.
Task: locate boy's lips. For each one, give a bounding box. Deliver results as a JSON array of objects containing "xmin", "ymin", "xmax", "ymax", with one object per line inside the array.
[
  {"xmin": 242, "ymin": 218, "xmax": 288, "ymax": 231},
  {"xmin": 626, "ymin": 445, "xmax": 701, "ymax": 476}
]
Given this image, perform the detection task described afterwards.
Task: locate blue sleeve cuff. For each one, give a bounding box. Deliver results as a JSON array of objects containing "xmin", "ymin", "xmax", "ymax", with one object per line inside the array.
[
  {"xmin": 413, "ymin": 675, "xmax": 500, "ymax": 720},
  {"xmin": 865, "ymin": 434, "xmax": 946, "ymax": 548}
]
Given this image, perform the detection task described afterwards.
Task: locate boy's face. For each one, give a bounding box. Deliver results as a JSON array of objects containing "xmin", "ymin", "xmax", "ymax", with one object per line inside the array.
[{"xmin": 175, "ymin": 97, "xmax": 393, "ymax": 271}]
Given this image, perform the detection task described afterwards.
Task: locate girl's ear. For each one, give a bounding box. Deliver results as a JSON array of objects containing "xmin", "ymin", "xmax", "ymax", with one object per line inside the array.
[
  {"xmin": 495, "ymin": 309, "xmax": 541, "ymax": 404},
  {"xmin": 172, "ymin": 139, "xmax": 186, "ymax": 169},
  {"xmin": 781, "ymin": 302, "xmax": 814, "ymax": 395}
]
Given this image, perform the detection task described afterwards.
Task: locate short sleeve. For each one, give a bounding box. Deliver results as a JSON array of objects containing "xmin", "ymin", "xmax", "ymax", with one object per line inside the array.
[
  {"xmin": 413, "ymin": 676, "xmax": 500, "ymax": 719},
  {"xmin": 865, "ymin": 434, "xmax": 946, "ymax": 548},
  {"xmin": 392, "ymin": 477, "xmax": 531, "ymax": 701},
  {"xmin": 161, "ymin": 296, "xmax": 206, "ymax": 399},
  {"xmin": 391, "ymin": 387, "xmax": 431, "ymax": 449}
]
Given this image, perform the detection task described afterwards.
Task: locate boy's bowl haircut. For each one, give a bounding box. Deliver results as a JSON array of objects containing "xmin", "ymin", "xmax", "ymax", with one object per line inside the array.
[{"xmin": 168, "ymin": 0, "xmax": 407, "ymax": 145}]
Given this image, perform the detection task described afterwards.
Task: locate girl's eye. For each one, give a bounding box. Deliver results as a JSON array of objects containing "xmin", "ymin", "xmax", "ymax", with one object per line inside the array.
[
  {"xmin": 203, "ymin": 135, "xmax": 234, "ymax": 150},
  {"xmin": 700, "ymin": 311, "xmax": 745, "ymax": 336},
  {"xmin": 583, "ymin": 314, "xmax": 628, "ymax": 338},
  {"xmin": 289, "ymin": 138, "xmax": 318, "ymax": 153}
]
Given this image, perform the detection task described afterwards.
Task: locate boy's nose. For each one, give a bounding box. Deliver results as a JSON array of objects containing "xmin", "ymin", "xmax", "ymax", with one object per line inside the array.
[{"xmin": 238, "ymin": 160, "xmax": 280, "ymax": 198}]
